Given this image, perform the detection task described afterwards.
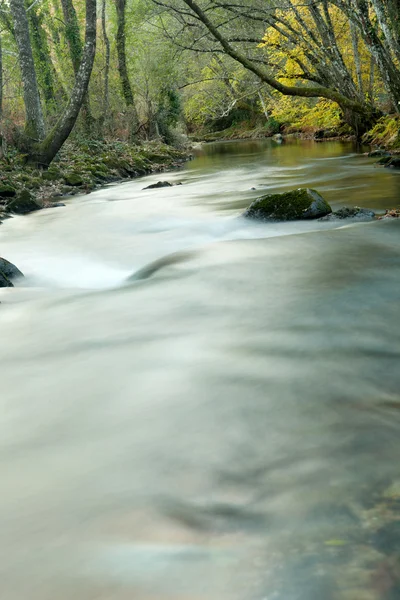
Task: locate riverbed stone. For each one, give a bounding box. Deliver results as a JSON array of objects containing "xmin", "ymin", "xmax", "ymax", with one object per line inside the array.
[
  {"xmin": 244, "ymin": 188, "xmax": 332, "ymax": 221},
  {"xmin": 6, "ymin": 190, "xmax": 41, "ymax": 214},
  {"xmin": 0, "ymin": 257, "xmax": 24, "ymax": 280},
  {"xmin": 384, "ymin": 157, "xmax": 400, "ymax": 169},
  {"xmin": 368, "ymin": 149, "xmax": 390, "ymax": 158},
  {"xmin": 319, "ymin": 207, "xmax": 375, "ymax": 221},
  {"xmin": 143, "ymin": 181, "xmax": 173, "ymax": 190},
  {"xmin": 0, "ymin": 271, "xmax": 12, "ymax": 287}
]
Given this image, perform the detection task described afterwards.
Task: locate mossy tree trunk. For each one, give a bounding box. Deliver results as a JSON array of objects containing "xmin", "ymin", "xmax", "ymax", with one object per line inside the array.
[
  {"xmin": 60, "ymin": 0, "xmax": 94, "ymax": 131},
  {"xmin": 29, "ymin": 0, "xmax": 97, "ymax": 166},
  {"xmin": 9, "ymin": 0, "xmax": 45, "ymax": 142},
  {"xmin": 26, "ymin": 1, "xmax": 58, "ymax": 109},
  {"xmin": 114, "ymin": 0, "xmax": 139, "ymax": 134}
]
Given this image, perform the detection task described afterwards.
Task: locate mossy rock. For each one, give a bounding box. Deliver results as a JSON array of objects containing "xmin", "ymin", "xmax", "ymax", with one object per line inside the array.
[
  {"xmin": 244, "ymin": 188, "xmax": 332, "ymax": 221},
  {"xmin": 0, "ymin": 271, "xmax": 13, "ymax": 287},
  {"xmin": 41, "ymin": 170, "xmax": 61, "ymax": 182},
  {"xmin": 319, "ymin": 206, "xmax": 375, "ymax": 221},
  {"xmin": 385, "ymin": 157, "xmax": 400, "ymax": 169},
  {"xmin": 6, "ymin": 189, "xmax": 41, "ymax": 214},
  {"xmin": 0, "ymin": 257, "xmax": 24, "ymax": 280},
  {"xmin": 368, "ymin": 149, "xmax": 390, "ymax": 158},
  {"xmin": 64, "ymin": 172, "xmax": 84, "ymax": 186},
  {"xmin": 377, "ymin": 156, "xmax": 393, "ymax": 165},
  {"xmin": 0, "ymin": 184, "xmax": 16, "ymax": 198}
]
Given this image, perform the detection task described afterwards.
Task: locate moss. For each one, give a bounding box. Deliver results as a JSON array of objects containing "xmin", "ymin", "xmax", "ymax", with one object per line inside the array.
[
  {"xmin": 363, "ymin": 116, "xmax": 400, "ymax": 148},
  {"xmin": 244, "ymin": 188, "xmax": 332, "ymax": 221},
  {"xmin": 41, "ymin": 170, "xmax": 61, "ymax": 182},
  {"xmin": 0, "ymin": 184, "xmax": 16, "ymax": 198},
  {"xmin": 6, "ymin": 189, "xmax": 41, "ymax": 214},
  {"xmin": 64, "ymin": 172, "xmax": 84, "ymax": 186}
]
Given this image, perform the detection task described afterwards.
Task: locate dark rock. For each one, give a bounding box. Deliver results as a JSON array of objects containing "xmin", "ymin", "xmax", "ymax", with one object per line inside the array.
[
  {"xmin": 64, "ymin": 172, "xmax": 84, "ymax": 186},
  {"xmin": 0, "ymin": 184, "xmax": 16, "ymax": 198},
  {"xmin": 368, "ymin": 149, "xmax": 390, "ymax": 158},
  {"xmin": 6, "ymin": 190, "xmax": 41, "ymax": 214},
  {"xmin": 319, "ymin": 206, "xmax": 375, "ymax": 221},
  {"xmin": 372, "ymin": 521, "xmax": 400, "ymax": 554},
  {"xmin": 385, "ymin": 157, "xmax": 400, "ymax": 169},
  {"xmin": 244, "ymin": 188, "xmax": 332, "ymax": 221},
  {"xmin": 143, "ymin": 181, "xmax": 173, "ymax": 190},
  {"xmin": 0, "ymin": 257, "xmax": 24, "ymax": 280},
  {"xmin": 0, "ymin": 271, "xmax": 12, "ymax": 287},
  {"xmin": 377, "ymin": 156, "xmax": 393, "ymax": 165}
]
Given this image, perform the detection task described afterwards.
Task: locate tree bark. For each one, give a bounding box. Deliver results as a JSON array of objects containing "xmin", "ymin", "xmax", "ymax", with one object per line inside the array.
[
  {"xmin": 27, "ymin": 2, "xmax": 57, "ymax": 107},
  {"xmin": 102, "ymin": 0, "xmax": 111, "ymax": 123},
  {"xmin": 9, "ymin": 0, "xmax": 45, "ymax": 141},
  {"xmin": 60, "ymin": 0, "xmax": 94, "ymax": 128},
  {"xmin": 350, "ymin": 21, "xmax": 363, "ymax": 95},
  {"xmin": 30, "ymin": 0, "xmax": 97, "ymax": 165},
  {"xmin": 115, "ymin": 0, "xmax": 134, "ymax": 106}
]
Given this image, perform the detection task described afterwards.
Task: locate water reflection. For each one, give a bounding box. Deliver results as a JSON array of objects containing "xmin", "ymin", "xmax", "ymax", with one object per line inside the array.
[{"xmin": 191, "ymin": 138, "xmax": 400, "ymax": 211}]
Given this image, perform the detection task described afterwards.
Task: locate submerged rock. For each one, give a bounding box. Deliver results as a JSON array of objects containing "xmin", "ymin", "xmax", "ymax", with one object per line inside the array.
[
  {"xmin": 0, "ymin": 271, "xmax": 12, "ymax": 287},
  {"xmin": 368, "ymin": 149, "xmax": 390, "ymax": 158},
  {"xmin": 376, "ymin": 156, "xmax": 393, "ymax": 165},
  {"xmin": 378, "ymin": 209, "xmax": 400, "ymax": 219},
  {"xmin": 0, "ymin": 257, "xmax": 23, "ymax": 287},
  {"xmin": 6, "ymin": 190, "xmax": 41, "ymax": 214},
  {"xmin": 244, "ymin": 188, "xmax": 332, "ymax": 221},
  {"xmin": 384, "ymin": 157, "xmax": 400, "ymax": 169},
  {"xmin": 319, "ymin": 206, "xmax": 375, "ymax": 221},
  {"xmin": 143, "ymin": 181, "xmax": 173, "ymax": 190}
]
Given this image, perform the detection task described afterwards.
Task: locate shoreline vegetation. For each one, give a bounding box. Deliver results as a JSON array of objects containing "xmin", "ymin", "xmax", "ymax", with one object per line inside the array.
[{"xmin": 0, "ymin": 141, "xmax": 189, "ymax": 222}]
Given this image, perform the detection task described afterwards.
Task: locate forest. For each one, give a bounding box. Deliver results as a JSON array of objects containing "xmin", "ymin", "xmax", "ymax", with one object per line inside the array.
[{"xmin": 0, "ymin": 0, "xmax": 399, "ymax": 169}]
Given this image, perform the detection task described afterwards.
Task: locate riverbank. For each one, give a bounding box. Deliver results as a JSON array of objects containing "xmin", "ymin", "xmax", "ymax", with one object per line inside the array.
[
  {"xmin": 0, "ymin": 140, "xmax": 189, "ymax": 222},
  {"xmin": 190, "ymin": 114, "xmax": 400, "ymax": 149}
]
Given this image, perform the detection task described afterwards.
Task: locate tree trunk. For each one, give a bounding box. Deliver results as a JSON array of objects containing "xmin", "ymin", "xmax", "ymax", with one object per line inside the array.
[
  {"xmin": 30, "ymin": 0, "xmax": 97, "ymax": 166},
  {"xmin": 350, "ymin": 21, "xmax": 363, "ymax": 95},
  {"xmin": 101, "ymin": 0, "xmax": 110, "ymax": 125},
  {"xmin": 27, "ymin": 2, "xmax": 57, "ymax": 107},
  {"xmin": 9, "ymin": 0, "xmax": 45, "ymax": 141},
  {"xmin": 0, "ymin": 31, "xmax": 5, "ymax": 160},
  {"xmin": 115, "ymin": 0, "xmax": 134, "ymax": 106},
  {"xmin": 60, "ymin": 0, "xmax": 94, "ymax": 129}
]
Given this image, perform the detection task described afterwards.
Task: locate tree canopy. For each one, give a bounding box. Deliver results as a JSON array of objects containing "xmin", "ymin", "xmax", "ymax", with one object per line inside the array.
[{"xmin": 0, "ymin": 0, "xmax": 399, "ymax": 164}]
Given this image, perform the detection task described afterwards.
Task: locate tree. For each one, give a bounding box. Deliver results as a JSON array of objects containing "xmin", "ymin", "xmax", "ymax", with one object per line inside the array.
[
  {"xmin": 60, "ymin": 0, "xmax": 94, "ymax": 128},
  {"xmin": 9, "ymin": 0, "xmax": 45, "ymax": 141},
  {"xmin": 8, "ymin": 0, "xmax": 97, "ymax": 165},
  {"xmin": 159, "ymin": 0, "xmax": 383, "ymax": 134}
]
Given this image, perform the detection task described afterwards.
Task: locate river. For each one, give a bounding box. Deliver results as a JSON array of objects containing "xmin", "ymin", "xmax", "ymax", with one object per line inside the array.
[{"xmin": 0, "ymin": 138, "xmax": 400, "ymax": 600}]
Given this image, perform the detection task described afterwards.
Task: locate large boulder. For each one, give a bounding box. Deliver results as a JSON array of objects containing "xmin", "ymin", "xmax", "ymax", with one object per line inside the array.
[
  {"xmin": 0, "ymin": 257, "xmax": 24, "ymax": 280},
  {"xmin": 244, "ymin": 188, "xmax": 332, "ymax": 221},
  {"xmin": 6, "ymin": 190, "xmax": 41, "ymax": 214},
  {"xmin": 0, "ymin": 257, "xmax": 23, "ymax": 288}
]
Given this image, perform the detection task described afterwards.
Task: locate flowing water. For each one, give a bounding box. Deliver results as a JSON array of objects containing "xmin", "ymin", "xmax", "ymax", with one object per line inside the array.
[{"xmin": 1, "ymin": 138, "xmax": 400, "ymax": 600}]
